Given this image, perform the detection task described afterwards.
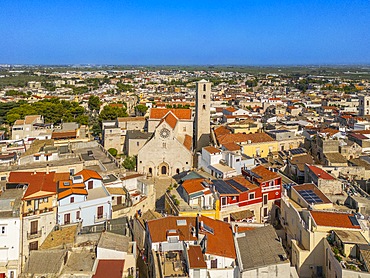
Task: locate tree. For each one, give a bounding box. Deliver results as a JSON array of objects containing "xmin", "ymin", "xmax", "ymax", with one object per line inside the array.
[
  {"xmin": 135, "ymin": 104, "xmax": 148, "ymax": 116},
  {"xmin": 123, "ymin": 156, "xmax": 136, "ymax": 170},
  {"xmin": 99, "ymin": 105, "xmax": 128, "ymax": 121},
  {"xmin": 108, "ymin": 148, "xmax": 118, "ymax": 157},
  {"xmin": 88, "ymin": 95, "xmax": 101, "ymax": 112}
]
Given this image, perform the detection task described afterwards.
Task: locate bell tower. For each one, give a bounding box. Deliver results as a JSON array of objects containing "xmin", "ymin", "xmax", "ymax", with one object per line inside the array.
[{"xmin": 195, "ymin": 80, "xmax": 211, "ymax": 151}]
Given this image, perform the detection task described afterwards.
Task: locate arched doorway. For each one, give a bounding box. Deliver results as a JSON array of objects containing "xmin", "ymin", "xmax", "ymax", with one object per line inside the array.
[
  {"xmin": 148, "ymin": 167, "xmax": 153, "ymax": 176},
  {"xmin": 161, "ymin": 165, "xmax": 167, "ymax": 175},
  {"xmin": 158, "ymin": 162, "xmax": 169, "ymax": 176}
]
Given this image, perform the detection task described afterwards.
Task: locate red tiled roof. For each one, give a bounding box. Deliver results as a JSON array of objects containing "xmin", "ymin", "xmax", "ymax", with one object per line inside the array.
[
  {"xmin": 223, "ymin": 107, "xmax": 237, "ymax": 113},
  {"xmin": 222, "ymin": 142, "xmax": 240, "ymax": 151},
  {"xmin": 147, "ymin": 216, "xmax": 236, "ymax": 259},
  {"xmin": 163, "ymin": 112, "xmax": 178, "ymax": 129},
  {"xmin": 214, "ymin": 126, "xmax": 231, "ymax": 138},
  {"xmin": 8, "ymin": 171, "xmax": 70, "ymax": 199},
  {"xmin": 150, "ymin": 108, "xmax": 191, "ymax": 120},
  {"xmin": 51, "ymin": 130, "xmax": 77, "ymax": 139},
  {"xmin": 183, "ymin": 134, "xmax": 192, "ymax": 151},
  {"xmin": 310, "ymin": 211, "xmax": 360, "ymax": 229},
  {"xmin": 75, "ymin": 169, "xmax": 102, "ymax": 181},
  {"xmin": 249, "ymin": 165, "xmax": 280, "ymax": 183},
  {"xmin": 187, "ymin": 245, "xmax": 207, "ymax": 269},
  {"xmin": 307, "ymin": 165, "xmax": 335, "ymax": 180},
  {"xmin": 203, "ymin": 146, "xmax": 221, "ymax": 154},
  {"xmin": 218, "ymin": 132, "xmax": 274, "ymax": 145},
  {"xmin": 92, "ymin": 260, "xmax": 125, "ymax": 278},
  {"xmin": 181, "ymin": 179, "xmax": 205, "ymax": 194}
]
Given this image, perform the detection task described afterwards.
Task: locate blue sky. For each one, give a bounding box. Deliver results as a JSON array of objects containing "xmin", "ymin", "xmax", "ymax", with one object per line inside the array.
[{"xmin": 0, "ymin": 0, "xmax": 369, "ymax": 65}]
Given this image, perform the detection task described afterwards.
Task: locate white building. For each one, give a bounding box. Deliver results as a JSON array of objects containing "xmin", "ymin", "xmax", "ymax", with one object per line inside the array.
[
  {"xmin": 57, "ymin": 170, "xmax": 112, "ymax": 227},
  {"xmin": 0, "ymin": 189, "xmax": 22, "ymax": 278}
]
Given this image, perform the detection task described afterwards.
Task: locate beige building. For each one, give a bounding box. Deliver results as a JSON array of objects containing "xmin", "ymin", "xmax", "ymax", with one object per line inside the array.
[
  {"xmin": 280, "ymin": 183, "xmax": 369, "ymax": 277},
  {"xmin": 195, "ymin": 80, "xmax": 211, "ymax": 151},
  {"xmin": 11, "ymin": 115, "xmax": 52, "ymax": 140},
  {"xmin": 137, "ymin": 109, "xmax": 193, "ymax": 176}
]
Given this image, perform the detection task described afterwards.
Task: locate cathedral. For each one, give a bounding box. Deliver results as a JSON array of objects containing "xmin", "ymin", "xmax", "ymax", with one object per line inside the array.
[{"xmin": 137, "ymin": 80, "xmax": 211, "ymax": 176}]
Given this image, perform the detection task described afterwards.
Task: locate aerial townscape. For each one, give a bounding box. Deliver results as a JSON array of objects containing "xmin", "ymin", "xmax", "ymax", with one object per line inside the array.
[
  {"xmin": 1, "ymin": 1, "xmax": 370, "ymax": 278},
  {"xmin": 0, "ymin": 65, "xmax": 370, "ymax": 278}
]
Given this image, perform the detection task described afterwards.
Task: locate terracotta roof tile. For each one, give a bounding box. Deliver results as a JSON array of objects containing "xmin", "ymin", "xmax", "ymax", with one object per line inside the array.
[
  {"xmin": 218, "ymin": 132, "xmax": 274, "ymax": 145},
  {"xmin": 187, "ymin": 246, "xmax": 207, "ymax": 269},
  {"xmin": 222, "ymin": 142, "xmax": 240, "ymax": 151},
  {"xmin": 75, "ymin": 169, "xmax": 102, "ymax": 181},
  {"xmin": 250, "ymin": 165, "xmax": 279, "ymax": 183},
  {"xmin": 147, "ymin": 216, "xmax": 236, "ymax": 259},
  {"xmin": 163, "ymin": 112, "xmax": 178, "ymax": 129},
  {"xmin": 203, "ymin": 146, "xmax": 221, "ymax": 154},
  {"xmin": 181, "ymin": 179, "xmax": 206, "ymax": 194},
  {"xmin": 8, "ymin": 171, "xmax": 69, "ymax": 199},
  {"xmin": 307, "ymin": 165, "xmax": 335, "ymax": 180},
  {"xmin": 214, "ymin": 126, "xmax": 231, "ymax": 138},
  {"xmin": 183, "ymin": 134, "xmax": 192, "ymax": 151},
  {"xmin": 92, "ymin": 260, "xmax": 125, "ymax": 278},
  {"xmin": 150, "ymin": 108, "xmax": 191, "ymax": 120},
  {"xmin": 310, "ymin": 211, "xmax": 360, "ymax": 229},
  {"xmin": 51, "ymin": 130, "xmax": 77, "ymax": 139}
]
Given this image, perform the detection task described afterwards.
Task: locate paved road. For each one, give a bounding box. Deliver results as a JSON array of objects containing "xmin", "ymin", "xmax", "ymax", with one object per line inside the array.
[{"xmin": 149, "ymin": 177, "xmax": 175, "ymax": 212}]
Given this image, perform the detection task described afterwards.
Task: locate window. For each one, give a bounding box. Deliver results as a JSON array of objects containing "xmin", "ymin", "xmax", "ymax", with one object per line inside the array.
[
  {"xmin": 70, "ymin": 197, "xmax": 74, "ymax": 203},
  {"xmin": 0, "ymin": 226, "xmax": 5, "ymax": 235},
  {"xmin": 88, "ymin": 180, "xmax": 93, "ymax": 190},
  {"xmin": 69, "ymin": 168, "xmax": 75, "ymax": 176},
  {"xmin": 76, "ymin": 211, "xmax": 80, "ymax": 220},
  {"xmin": 249, "ymin": 193, "xmax": 255, "ymax": 200},
  {"xmin": 30, "ymin": 221, "xmax": 38, "ymax": 235},
  {"xmin": 263, "ymin": 207, "xmax": 268, "ymax": 217},
  {"xmin": 0, "ymin": 176, "xmax": 6, "ymax": 181},
  {"xmin": 27, "ymin": 200, "xmax": 32, "ymax": 206},
  {"xmin": 44, "ymin": 197, "xmax": 48, "ymax": 203},
  {"xmin": 97, "ymin": 206, "xmax": 104, "ymax": 219},
  {"xmin": 203, "ymin": 94, "xmax": 206, "ymax": 99},
  {"xmin": 203, "ymin": 84, "xmax": 206, "ymax": 91},
  {"xmin": 29, "ymin": 241, "xmax": 38, "ymax": 251},
  {"xmin": 202, "ymin": 104, "xmax": 206, "ymax": 110},
  {"xmin": 183, "ymin": 126, "xmax": 186, "ymax": 132},
  {"xmin": 35, "ymin": 156, "xmax": 39, "ymax": 161},
  {"xmin": 263, "ymin": 194, "xmax": 268, "ymax": 205},
  {"xmin": 64, "ymin": 213, "xmax": 70, "ymax": 224},
  {"xmin": 162, "ymin": 142, "xmax": 166, "ymax": 148}
]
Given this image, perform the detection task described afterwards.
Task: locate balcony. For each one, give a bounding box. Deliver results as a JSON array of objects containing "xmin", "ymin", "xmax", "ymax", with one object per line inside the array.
[
  {"xmin": 94, "ymin": 213, "xmax": 108, "ymax": 223},
  {"xmin": 22, "ymin": 207, "xmax": 54, "ymax": 218},
  {"xmin": 27, "ymin": 230, "xmax": 42, "ymax": 240}
]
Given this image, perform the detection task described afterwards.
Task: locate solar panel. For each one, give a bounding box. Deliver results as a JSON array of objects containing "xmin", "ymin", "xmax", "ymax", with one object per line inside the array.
[
  {"xmin": 290, "ymin": 148, "xmax": 306, "ymax": 155},
  {"xmin": 299, "ymin": 190, "xmax": 323, "ymax": 204},
  {"xmin": 202, "ymin": 223, "xmax": 214, "ymax": 235},
  {"xmin": 227, "ymin": 179, "xmax": 249, "ymax": 192},
  {"xmin": 349, "ymin": 216, "xmax": 360, "ymax": 226},
  {"xmin": 212, "ymin": 180, "xmax": 239, "ymax": 194}
]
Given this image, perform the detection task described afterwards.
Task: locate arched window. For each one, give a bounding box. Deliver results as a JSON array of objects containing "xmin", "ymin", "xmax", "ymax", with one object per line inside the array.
[
  {"xmin": 203, "ymin": 94, "xmax": 206, "ymax": 99},
  {"xmin": 203, "ymin": 84, "xmax": 206, "ymax": 91},
  {"xmin": 202, "ymin": 104, "xmax": 206, "ymax": 110}
]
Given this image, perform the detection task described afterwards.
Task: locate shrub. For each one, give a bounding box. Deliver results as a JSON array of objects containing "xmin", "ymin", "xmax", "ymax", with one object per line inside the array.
[{"xmin": 108, "ymin": 148, "xmax": 118, "ymax": 157}]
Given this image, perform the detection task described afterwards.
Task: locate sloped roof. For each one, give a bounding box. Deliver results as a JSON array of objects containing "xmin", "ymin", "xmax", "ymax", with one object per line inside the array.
[
  {"xmin": 310, "ymin": 211, "xmax": 360, "ymax": 229},
  {"xmin": 150, "ymin": 108, "xmax": 191, "ymax": 120},
  {"xmin": 92, "ymin": 260, "xmax": 125, "ymax": 278},
  {"xmin": 203, "ymin": 146, "xmax": 221, "ymax": 154},
  {"xmin": 8, "ymin": 171, "xmax": 69, "ymax": 199},
  {"xmin": 218, "ymin": 132, "xmax": 275, "ymax": 145},
  {"xmin": 307, "ymin": 165, "xmax": 335, "ymax": 180},
  {"xmin": 147, "ymin": 215, "xmax": 236, "ymax": 259},
  {"xmin": 183, "ymin": 134, "xmax": 192, "ymax": 151},
  {"xmin": 181, "ymin": 178, "xmax": 206, "ymax": 195},
  {"xmin": 187, "ymin": 245, "xmax": 207, "ymax": 269},
  {"xmin": 75, "ymin": 169, "xmax": 102, "ymax": 181},
  {"xmin": 249, "ymin": 165, "xmax": 280, "ymax": 183}
]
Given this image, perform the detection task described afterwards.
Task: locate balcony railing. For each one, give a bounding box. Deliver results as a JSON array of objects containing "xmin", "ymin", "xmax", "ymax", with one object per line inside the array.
[
  {"xmin": 22, "ymin": 207, "xmax": 54, "ymax": 218},
  {"xmin": 94, "ymin": 213, "xmax": 108, "ymax": 223},
  {"xmin": 27, "ymin": 230, "xmax": 42, "ymax": 240}
]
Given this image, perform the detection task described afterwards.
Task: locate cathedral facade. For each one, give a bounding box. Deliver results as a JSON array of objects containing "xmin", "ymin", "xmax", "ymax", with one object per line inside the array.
[{"xmin": 136, "ymin": 80, "xmax": 211, "ymax": 176}]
